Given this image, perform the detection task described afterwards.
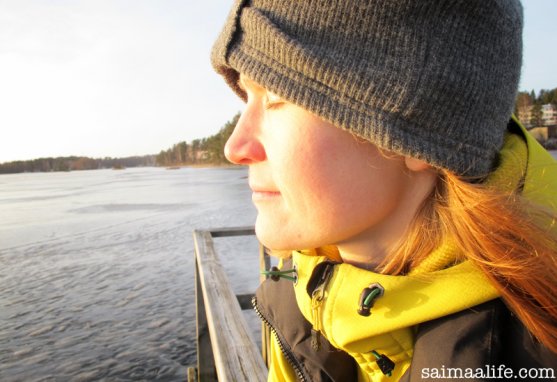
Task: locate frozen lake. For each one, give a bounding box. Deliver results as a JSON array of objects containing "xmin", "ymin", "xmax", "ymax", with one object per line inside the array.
[{"xmin": 0, "ymin": 167, "xmax": 259, "ymax": 381}]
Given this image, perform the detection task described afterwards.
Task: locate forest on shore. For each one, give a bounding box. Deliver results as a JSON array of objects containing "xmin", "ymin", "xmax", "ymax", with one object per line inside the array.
[
  {"xmin": 0, "ymin": 155, "xmax": 156, "ymax": 174},
  {"xmin": 154, "ymin": 113, "xmax": 239, "ymax": 167},
  {"xmin": 0, "ymin": 114, "xmax": 239, "ymax": 174}
]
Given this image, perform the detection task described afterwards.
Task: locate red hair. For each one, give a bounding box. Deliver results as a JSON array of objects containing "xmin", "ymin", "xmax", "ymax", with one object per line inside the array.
[{"xmin": 381, "ymin": 170, "xmax": 557, "ymax": 352}]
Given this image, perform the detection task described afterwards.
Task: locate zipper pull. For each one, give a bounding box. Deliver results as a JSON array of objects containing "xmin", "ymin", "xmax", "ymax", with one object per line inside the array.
[
  {"xmin": 311, "ymin": 284, "xmax": 325, "ymax": 350},
  {"xmin": 308, "ymin": 262, "xmax": 335, "ymax": 351},
  {"xmin": 310, "ymin": 328, "xmax": 321, "ymax": 351}
]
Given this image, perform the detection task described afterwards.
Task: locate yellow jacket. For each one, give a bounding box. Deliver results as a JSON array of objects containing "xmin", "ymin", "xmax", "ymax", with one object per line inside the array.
[{"xmin": 258, "ymin": 119, "xmax": 557, "ymax": 381}]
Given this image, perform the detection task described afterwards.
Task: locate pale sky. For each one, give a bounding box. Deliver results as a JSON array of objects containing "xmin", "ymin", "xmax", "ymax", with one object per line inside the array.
[{"xmin": 0, "ymin": 0, "xmax": 555, "ymax": 163}]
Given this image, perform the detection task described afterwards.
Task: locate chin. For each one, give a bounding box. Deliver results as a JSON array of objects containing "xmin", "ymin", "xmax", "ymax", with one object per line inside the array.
[
  {"xmin": 255, "ymin": 222, "xmax": 295, "ymax": 251},
  {"xmin": 255, "ymin": 230, "xmax": 288, "ymax": 251},
  {"xmin": 255, "ymin": 221, "xmax": 321, "ymax": 252}
]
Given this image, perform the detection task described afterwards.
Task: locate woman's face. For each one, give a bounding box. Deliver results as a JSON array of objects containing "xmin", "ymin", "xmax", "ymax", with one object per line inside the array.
[{"xmin": 225, "ymin": 75, "xmax": 434, "ymax": 261}]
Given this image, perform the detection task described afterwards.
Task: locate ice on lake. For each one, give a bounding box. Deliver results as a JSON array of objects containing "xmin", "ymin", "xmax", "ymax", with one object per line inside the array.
[{"xmin": 0, "ymin": 167, "xmax": 259, "ymax": 381}]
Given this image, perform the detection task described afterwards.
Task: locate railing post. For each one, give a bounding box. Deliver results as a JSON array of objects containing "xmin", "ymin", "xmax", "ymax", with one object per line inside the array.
[
  {"xmin": 195, "ymin": 256, "xmax": 217, "ymax": 381},
  {"xmin": 259, "ymin": 244, "xmax": 271, "ymax": 368},
  {"xmin": 193, "ymin": 229, "xmax": 268, "ymax": 382}
]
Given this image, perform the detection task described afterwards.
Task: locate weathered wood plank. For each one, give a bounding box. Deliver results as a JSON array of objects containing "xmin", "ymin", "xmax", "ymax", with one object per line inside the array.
[
  {"xmin": 259, "ymin": 244, "xmax": 271, "ymax": 367},
  {"xmin": 193, "ymin": 230, "xmax": 268, "ymax": 382},
  {"xmin": 195, "ymin": 259, "xmax": 217, "ymax": 381},
  {"xmin": 208, "ymin": 226, "xmax": 255, "ymax": 237}
]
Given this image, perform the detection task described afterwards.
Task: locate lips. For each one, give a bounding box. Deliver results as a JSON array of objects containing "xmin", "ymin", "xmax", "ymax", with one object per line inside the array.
[
  {"xmin": 250, "ymin": 183, "xmax": 280, "ymax": 202},
  {"xmin": 252, "ymin": 190, "xmax": 280, "ymax": 195}
]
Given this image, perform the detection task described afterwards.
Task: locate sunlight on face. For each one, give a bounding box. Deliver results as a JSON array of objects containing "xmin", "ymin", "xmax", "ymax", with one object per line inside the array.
[{"xmin": 225, "ymin": 75, "xmax": 436, "ymax": 265}]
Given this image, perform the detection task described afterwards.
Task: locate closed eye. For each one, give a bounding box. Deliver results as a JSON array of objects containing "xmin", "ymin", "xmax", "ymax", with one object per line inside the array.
[{"xmin": 264, "ymin": 90, "xmax": 285, "ymax": 110}]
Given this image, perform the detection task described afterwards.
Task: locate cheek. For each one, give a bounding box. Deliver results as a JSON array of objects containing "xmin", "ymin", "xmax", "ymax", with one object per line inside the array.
[
  {"xmin": 301, "ymin": 146, "xmax": 408, "ymax": 229},
  {"xmin": 274, "ymin": 135, "xmax": 334, "ymax": 202},
  {"xmin": 347, "ymin": 166, "xmax": 406, "ymax": 215},
  {"xmin": 264, "ymin": 116, "xmax": 332, "ymax": 190}
]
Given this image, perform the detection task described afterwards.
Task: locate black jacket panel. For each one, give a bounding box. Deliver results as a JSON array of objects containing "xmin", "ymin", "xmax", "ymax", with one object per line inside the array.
[{"xmin": 401, "ymin": 299, "xmax": 557, "ymax": 381}]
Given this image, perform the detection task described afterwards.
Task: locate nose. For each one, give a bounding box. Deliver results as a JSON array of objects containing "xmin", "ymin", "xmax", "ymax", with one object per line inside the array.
[{"xmin": 224, "ymin": 107, "xmax": 266, "ymax": 165}]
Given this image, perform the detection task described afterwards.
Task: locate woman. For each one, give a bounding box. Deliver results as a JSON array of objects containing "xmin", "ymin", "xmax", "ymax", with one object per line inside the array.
[{"xmin": 212, "ymin": 0, "xmax": 557, "ymax": 380}]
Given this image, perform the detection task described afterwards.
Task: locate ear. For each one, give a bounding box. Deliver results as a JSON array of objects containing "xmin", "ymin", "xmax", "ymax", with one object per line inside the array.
[{"xmin": 404, "ymin": 156, "xmax": 431, "ymax": 172}]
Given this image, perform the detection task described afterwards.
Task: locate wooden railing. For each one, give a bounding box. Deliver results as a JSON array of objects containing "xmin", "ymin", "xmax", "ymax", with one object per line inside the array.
[{"xmin": 191, "ymin": 227, "xmax": 269, "ymax": 382}]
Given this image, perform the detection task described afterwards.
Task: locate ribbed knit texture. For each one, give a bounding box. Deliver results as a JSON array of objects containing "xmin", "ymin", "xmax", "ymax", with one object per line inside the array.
[{"xmin": 211, "ymin": 0, "xmax": 523, "ymax": 177}]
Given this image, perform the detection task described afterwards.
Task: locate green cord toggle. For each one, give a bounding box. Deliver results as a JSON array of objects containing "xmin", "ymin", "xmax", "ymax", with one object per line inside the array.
[
  {"xmin": 363, "ymin": 288, "xmax": 382, "ymax": 307},
  {"xmin": 261, "ymin": 266, "xmax": 298, "ymax": 282},
  {"xmin": 357, "ymin": 283, "xmax": 384, "ymax": 316},
  {"xmin": 371, "ymin": 350, "xmax": 395, "ymax": 377}
]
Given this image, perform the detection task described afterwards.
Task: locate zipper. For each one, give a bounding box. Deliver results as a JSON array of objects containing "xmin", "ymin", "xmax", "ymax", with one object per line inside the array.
[
  {"xmin": 252, "ymin": 295, "xmax": 310, "ymax": 382},
  {"xmin": 309, "ymin": 262, "xmax": 335, "ymax": 351}
]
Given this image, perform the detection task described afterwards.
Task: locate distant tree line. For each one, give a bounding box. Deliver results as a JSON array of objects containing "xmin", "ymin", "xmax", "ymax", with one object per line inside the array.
[
  {"xmin": 0, "ymin": 155, "xmax": 155, "ymax": 174},
  {"xmin": 0, "ymin": 112, "xmax": 241, "ymax": 174},
  {"xmin": 156, "ymin": 113, "xmax": 240, "ymax": 167}
]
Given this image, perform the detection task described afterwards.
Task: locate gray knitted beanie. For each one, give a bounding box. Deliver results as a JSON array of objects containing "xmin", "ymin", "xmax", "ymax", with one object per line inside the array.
[{"xmin": 211, "ymin": 0, "xmax": 523, "ymax": 177}]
